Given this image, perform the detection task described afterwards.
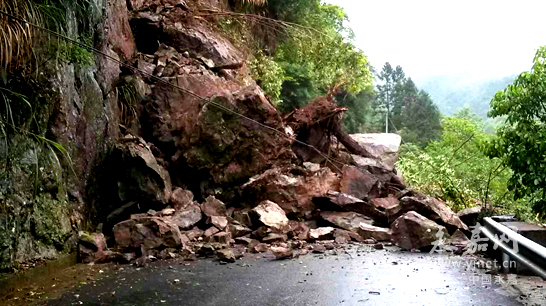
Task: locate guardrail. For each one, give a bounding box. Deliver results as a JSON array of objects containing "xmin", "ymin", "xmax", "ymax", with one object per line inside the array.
[{"xmin": 481, "ymin": 217, "xmax": 546, "ymax": 279}]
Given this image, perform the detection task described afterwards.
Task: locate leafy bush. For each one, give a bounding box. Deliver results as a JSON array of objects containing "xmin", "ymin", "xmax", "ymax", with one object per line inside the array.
[
  {"xmin": 249, "ymin": 50, "xmax": 285, "ymax": 105},
  {"xmin": 398, "ymin": 112, "xmax": 517, "ymax": 214},
  {"xmin": 487, "ymin": 46, "xmax": 546, "ymax": 218}
]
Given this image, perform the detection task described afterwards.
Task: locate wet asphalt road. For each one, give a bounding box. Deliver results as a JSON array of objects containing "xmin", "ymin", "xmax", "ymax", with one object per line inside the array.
[{"xmin": 46, "ymin": 245, "xmax": 521, "ymax": 306}]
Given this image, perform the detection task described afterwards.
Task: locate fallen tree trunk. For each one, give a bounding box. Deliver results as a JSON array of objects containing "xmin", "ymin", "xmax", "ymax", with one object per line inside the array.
[
  {"xmin": 285, "ymin": 96, "xmax": 374, "ymax": 163},
  {"xmin": 330, "ymin": 116, "xmax": 374, "ymax": 159}
]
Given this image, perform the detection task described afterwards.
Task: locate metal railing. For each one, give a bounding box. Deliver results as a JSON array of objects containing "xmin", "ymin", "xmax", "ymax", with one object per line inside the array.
[{"xmin": 481, "ymin": 217, "xmax": 546, "ymax": 279}]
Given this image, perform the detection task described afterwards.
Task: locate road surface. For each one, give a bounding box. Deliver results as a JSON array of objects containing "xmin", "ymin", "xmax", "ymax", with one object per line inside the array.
[{"xmin": 44, "ymin": 245, "xmax": 524, "ymax": 306}]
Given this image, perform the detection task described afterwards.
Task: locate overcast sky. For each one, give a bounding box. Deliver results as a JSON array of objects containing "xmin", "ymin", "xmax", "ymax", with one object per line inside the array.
[{"xmin": 325, "ymin": 0, "xmax": 546, "ymax": 81}]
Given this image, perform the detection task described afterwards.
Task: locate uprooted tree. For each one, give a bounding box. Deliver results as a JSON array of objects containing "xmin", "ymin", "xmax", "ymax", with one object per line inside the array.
[{"xmin": 285, "ymin": 92, "xmax": 375, "ymax": 164}]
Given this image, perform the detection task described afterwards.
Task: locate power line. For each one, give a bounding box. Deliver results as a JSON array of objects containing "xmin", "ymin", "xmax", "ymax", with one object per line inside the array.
[{"xmin": 0, "ymin": 10, "xmax": 348, "ymax": 171}]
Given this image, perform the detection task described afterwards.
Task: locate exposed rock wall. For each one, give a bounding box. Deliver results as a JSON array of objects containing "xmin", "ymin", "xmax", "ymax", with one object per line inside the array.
[
  {"xmin": 0, "ymin": 0, "xmax": 473, "ymax": 271},
  {"xmin": 0, "ymin": 0, "xmax": 134, "ymax": 270},
  {"xmin": 0, "ymin": 0, "xmax": 288, "ymax": 269}
]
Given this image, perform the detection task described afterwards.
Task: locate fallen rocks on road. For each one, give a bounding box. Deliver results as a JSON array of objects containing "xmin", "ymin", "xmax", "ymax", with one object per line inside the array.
[
  {"xmin": 390, "ymin": 211, "xmax": 448, "ymax": 250},
  {"xmin": 75, "ymin": 0, "xmax": 479, "ymax": 268},
  {"xmin": 358, "ymin": 223, "xmax": 392, "ymax": 241},
  {"xmin": 396, "ymin": 196, "xmax": 469, "ymax": 233},
  {"xmin": 320, "ymin": 211, "xmax": 374, "ymax": 233},
  {"xmin": 85, "ymin": 129, "xmax": 473, "ymax": 265},
  {"xmin": 78, "ymin": 232, "xmax": 108, "ymax": 264},
  {"xmin": 113, "ymin": 217, "xmax": 185, "ymax": 254},
  {"xmin": 308, "ymin": 227, "xmax": 336, "ymax": 241},
  {"xmin": 252, "ymin": 200, "xmax": 289, "ymax": 230}
]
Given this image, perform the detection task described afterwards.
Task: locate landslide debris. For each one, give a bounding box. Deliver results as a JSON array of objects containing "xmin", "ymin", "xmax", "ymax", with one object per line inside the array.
[{"xmin": 79, "ymin": 0, "xmax": 474, "ymax": 266}]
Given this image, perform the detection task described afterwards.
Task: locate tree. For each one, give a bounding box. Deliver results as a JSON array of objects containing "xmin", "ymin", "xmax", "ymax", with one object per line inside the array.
[
  {"xmin": 391, "ymin": 77, "xmax": 418, "ymax": 130},
  {"xmin": 487, "ymin": 46, "xmax": 546, "ymax": 216},
  {"xmin": 376, "ymin": 63, "xmax": 405, "ymax": 132},
  {"xmin": 274, "ymin": 3, "xmax": 373, "ymax": 98},
  {"xmin": 375, "ymin": 64, "xmax": 441, "ymax": 146},
  {"xmin": 400, "ymin": 90, "xmax": 442, "ymax": 146},
  {"xmin": 334, "ymin": 89, "xmax": 375, "ymax": 133}
]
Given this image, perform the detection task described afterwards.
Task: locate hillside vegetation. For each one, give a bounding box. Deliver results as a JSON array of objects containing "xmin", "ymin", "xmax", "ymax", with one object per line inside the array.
[{"xmin": 416, "ymin": 74, "xmax": 516, "ymax": 123}]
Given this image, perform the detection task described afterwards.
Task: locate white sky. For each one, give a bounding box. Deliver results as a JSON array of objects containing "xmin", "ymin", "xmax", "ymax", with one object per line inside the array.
[{"xmin": 325, "ymin": 0, "xmax": 546, "ymax": 80}]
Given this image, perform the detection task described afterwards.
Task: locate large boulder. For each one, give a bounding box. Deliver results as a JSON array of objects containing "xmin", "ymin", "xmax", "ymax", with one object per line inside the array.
[
  {"xmin": 208, "ymin": 216, "xmax": 229, "ymax": 230},
  {"xmin": 447, "ymin": 229, "xmax": 471, "ymax": 254},
  {"xmin": 141, "ymin": 79, "xmax": 293, "ymax": 195},
  {"xmin": 201, "ymin": 196, "xmax": 227, "ymax": 218},
  {"xmin": 78, "ymin": 232, "xmax": 108, "ymax": 264},
  {"xmin": 271, "ymin": 246, "xmax": 293, "ymax": 259},
  {"xmin": 308, "ymin": 227, "xmax": 335, "ymax": 240},
  {"xmin": 243, "ymin": 166, "xmax": 340, "ymax": 216},
  {"xmin": 350, "ymin": 155, "xmax": 395, "ymax": 174},
  {"xmin": 395, "ymin": 196, "xmax": 469, "ymax": 233},
  {"xmin": 228, "ymin": 224, "xmax": 252, "ymax": 238},
  {"xmin": 232, "ymin": 209, "xmax": 254, "ymax": 228},
  {"xmin": 102, "ymin": 136, "xmax": 172, "ymax": 226},
  {"xmin": 369, "ymin": 196, "xmax": 401, "ymax": 217},
  {"xmin": 319, "ymin": 191, "xmax": 388, "ymax": 223},
  {"xmin": 390, "ymin": 211, "xmax": 448, "ymax": 250},
  {"xmin": 319, "ymin": 211, "xmax": 374, "ymax": 233},
  {"xmin": 358, "ymin": 223, "xmax": 392, "ymax": 241},
  {"xmin": 115, "ymin": 136, "xmax": 172, "ymax": 204},
  {"xmin": 252, "ymin": 200, "xmax": 289, "ymax": 230},
  {"xmin": 170, "ymin": 188, "xmax": 194, "ymax": 210},
  {"xmin": 346, "ymin": 134, "xmax": 401, "ymax": 171},
  {"xmin": 456, "ymin": 206, "xmax": 483, "ymax": 227},
  {"xmin": 165, "ymin": 204, "xmax": 202, "ymax": 230},
  {"xmin": 286, "ymin": 221, "xmax": 310, "ymax": 240},
  {"xmin": 161, "ymin": 17, "xmax": 243, "ymax": 68},
  {"xmin": 339, "ymin": 166, "xmax": 380, "ymax": 200},
  {"xmin": 113, "ymin": 217, "xmax": 184, "ymax": 252}
]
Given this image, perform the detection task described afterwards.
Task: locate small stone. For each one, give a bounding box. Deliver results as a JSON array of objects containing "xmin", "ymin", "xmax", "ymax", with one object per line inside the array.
[
  {"xmin": 271, "ymin": 246, "xmax": 293, "ymax": 259},
  {"xmin": 312, "ymin": 244, "xmax": 327, "ymax": 253},
  {"xmin": 204, "ymin": 226, "xmax": 220, "ymax": 237},
  {"xmin": 374, "ymin": 243, "xmax": 384, "ymax": 250},
  {"xmin": 262, "ymin": 233, "xmax": 288, "ymax": 243},
  {"xmin": 303, "ymin": 162, "xmax": 321, "ymax": 172},
  {"xmin": 217, "ymin": 249, "xmax": 237, "ymax": 263}
]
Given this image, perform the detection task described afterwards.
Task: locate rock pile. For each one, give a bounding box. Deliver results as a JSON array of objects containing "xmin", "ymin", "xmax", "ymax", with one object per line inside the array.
[
  {"xmin": 78, "ymin": 0, "xmax": 475, "ymax": 265},
  {"xmin": 81, "ymin": 133, "xmax": 474, "ymax": 265}
]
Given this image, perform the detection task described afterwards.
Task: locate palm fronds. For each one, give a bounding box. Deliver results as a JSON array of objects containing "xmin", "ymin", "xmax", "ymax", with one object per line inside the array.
[
  {"xmin": 240, "ymin": 0, "xmax": 267, "ymax": 6},
  {"xmin": 117, "ymin": 82, "xmax": 139, "ymax": 128},
  {"xmin": 0, "ymin": 0, "xmax": 43, "ymax": 72}
]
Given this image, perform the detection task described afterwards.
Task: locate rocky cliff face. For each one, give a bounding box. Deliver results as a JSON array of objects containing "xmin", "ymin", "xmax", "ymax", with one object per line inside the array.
[
  {"xmin": 0, "ymin": 0, "xmax": 293, "ymax": 270},
  {"xmin": 0, "ymin": 0, "xmax": 134, "ymax": 270},
  {"xmin": 0, "ymin": 0, "xmax": 472, "ymax": 271}
]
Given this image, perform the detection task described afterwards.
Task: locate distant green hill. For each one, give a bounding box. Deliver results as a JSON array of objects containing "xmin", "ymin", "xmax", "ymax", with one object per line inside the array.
[{"xmin": 414, "ymin": 74, "xmax": 516, "ymax": 119}]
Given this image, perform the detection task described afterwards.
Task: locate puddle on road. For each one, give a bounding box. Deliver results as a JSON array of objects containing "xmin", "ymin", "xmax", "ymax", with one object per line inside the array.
[{"xmin": 0, "ymin": 254, "xmax": 108, "ymax": 306}]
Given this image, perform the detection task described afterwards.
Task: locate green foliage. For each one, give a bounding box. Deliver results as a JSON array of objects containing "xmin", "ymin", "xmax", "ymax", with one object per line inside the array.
[
  {"xmin": 334, "ymin": 89, "xmax": 375, "ymax": 133},
  {"xmin": 398, "ymin": 112, "xmax": 514, "ymax": 213},
  {"xmin": 221, "ymin": 1, "xmax": 373, "ymax": 114},
  {"xmin": 277, "ymin": 62, "xmax": 319, "ymax": 112},
  {"xmin": 418, "ymin": 74, "xmax": 516, "ymax": 119},
  {"xmin": 266, "ymin": 0, "xmax": 321, "ymax": 24},
  {"xmin": 2, "ymin": 0, "xmax": 96, "ymax": 72},
  {"xmin": 0, "ymin": 86, "xmax": 73, "ymax": 198},
  {"xmin": 486, "ymin": 46, "xmax": 546, "ymax": 217},
  {"xmin": 249, "ymin": 50, "xmax": 285, "ymax": 105},
  {"xmin": 275, "ymin": 15, "xmax": 372, "ymax": 95},
  {"xmin": 269, "ymin": 1, "xmax": 373, "ymax": 122},
  {"xmin": 375, "ymin": 63, "xmax": 441, "ymax": 146}
]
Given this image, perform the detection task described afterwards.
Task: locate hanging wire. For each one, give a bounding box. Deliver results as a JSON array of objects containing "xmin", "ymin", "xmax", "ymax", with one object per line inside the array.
[{"xmin": 0, "ymin": 9, "xmax": 351, "ymax": 172}]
